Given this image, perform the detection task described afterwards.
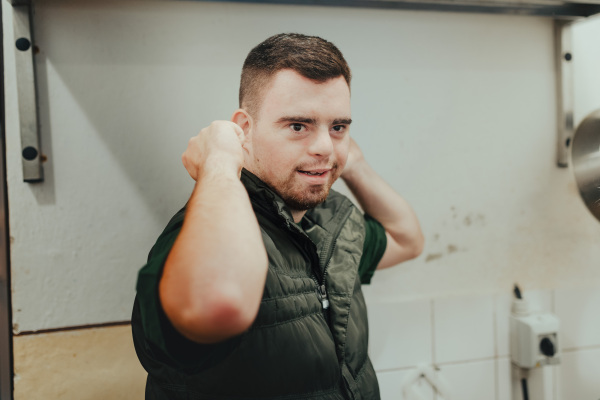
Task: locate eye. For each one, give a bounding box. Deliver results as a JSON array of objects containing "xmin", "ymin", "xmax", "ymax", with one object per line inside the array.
[
  {"xmin": 331, "ymin": 125, "xmax": 346, "ymax": 133},
  {"xmin": 290, "ymin": 123, "xmax": 305, "ymax": 132}
]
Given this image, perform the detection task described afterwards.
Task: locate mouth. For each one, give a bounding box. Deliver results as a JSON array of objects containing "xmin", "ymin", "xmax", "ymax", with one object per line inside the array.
[
  {"xmin": 298, "ymin": 170, "xmax": 328, "ymax": 176},
  {"xmin": 297, "ymin": 169, "xmax": 331, "ymax": 177}
]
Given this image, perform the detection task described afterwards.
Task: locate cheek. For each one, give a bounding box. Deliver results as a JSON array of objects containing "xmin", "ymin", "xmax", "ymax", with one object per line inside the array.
[
  {"xmin": 255, "ymin": 146, "xmax": 276, "ymax": 166},
  {"xmin": 252, "ymin": 141, "xmax": 288, "ymax": 175},
  {"xmin": 269, "ymin": 155, "xmax": 293, "ymax": 176},
  {"xmin": 256, "ymin": 138, "xmax": 297, "ymax": 165},
  {"xmin": 250, "ymin": 136, "xmax": 269, "ymax": 163},
  {"xmin": 337, "ymin": 141, "xmax": 350, "ymax": 167}
]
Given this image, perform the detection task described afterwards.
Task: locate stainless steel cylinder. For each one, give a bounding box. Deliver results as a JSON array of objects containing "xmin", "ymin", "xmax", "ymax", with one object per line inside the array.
[{"xmin": 572, "ymin": 109, "xmax": 600, "ymax": 222}]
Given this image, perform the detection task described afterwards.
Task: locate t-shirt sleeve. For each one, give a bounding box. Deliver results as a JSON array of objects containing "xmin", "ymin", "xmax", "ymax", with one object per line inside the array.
[
  {"xmin": 135, "ymin": 207, "xmax": 240, "ymax": 372},
  {"xmin": 357, "ymin": 214, "xmax": 387, "ymax": 285}
]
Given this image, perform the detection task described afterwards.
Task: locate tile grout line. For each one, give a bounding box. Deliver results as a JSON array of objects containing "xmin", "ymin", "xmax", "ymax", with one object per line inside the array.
[
  {"xmin": 431, "ymin": 299, "xmax": 436, "ymax": 400},
  {"xmin": 431, "ymin": 298, "xmax": 436, "ymax": 366},
  {"xmin": 493, "ymin": 294, "xmax": 499, "ymax": 400},
  {"xmin": 375, "ymin": 355, "xmax": 502, "ymax": 374},
  {"xmin": 562, "ymin": 344, "xmax": 600, "ymax": 352}
]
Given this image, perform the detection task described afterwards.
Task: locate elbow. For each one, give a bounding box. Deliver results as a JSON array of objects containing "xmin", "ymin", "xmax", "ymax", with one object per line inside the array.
[
  {"xmin": 207, "ymin": 289, "xmax": 260, "ymax": 335},
  {"xmin": 160, "ymin": 284, "xmax": 259, "ymax": 344},
  {"xmin": 398, "ymin": 231, "xmax": 425, "ymax": 262},
  {"xmin": 188, "ymin": 299, "xmax": 256, "ymax": 343},
  {"xmin": 410, "ymin": 232, "xmax": 425, "ymax": 260}
]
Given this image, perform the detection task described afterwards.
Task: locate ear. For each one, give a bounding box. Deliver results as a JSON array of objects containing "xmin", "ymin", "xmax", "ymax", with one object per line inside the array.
[
  {"xmin": 231, "ymin": 109, "xmax": 255, "ymax": 172},
  {"xmin": 231, "ymin": 109, "xmax": 253, "ymax": 152}
]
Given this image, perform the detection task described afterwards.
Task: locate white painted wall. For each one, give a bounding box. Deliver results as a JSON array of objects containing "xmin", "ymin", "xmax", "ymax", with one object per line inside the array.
[
  {"xmin": 3, "ymin": 1, "xmax": 600, "ymax": 335},
  {"xmin": 573, "ymin": 14, "xmax": 600, "ymax": 124}
]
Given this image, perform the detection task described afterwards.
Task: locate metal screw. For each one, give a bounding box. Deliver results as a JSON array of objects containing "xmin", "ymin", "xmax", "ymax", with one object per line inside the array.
[{"xmin": 15, "ymin": 37, "xmax": 31, "ymax": 51}]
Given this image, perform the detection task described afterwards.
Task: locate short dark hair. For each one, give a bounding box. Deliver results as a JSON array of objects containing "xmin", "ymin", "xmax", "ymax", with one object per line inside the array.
[{"xmin": 239, "ymin": 33, "xmax": 352, "ymax": 116}]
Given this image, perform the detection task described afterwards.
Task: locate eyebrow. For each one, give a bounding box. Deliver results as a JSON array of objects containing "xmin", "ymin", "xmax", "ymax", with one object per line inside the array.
[
  {"xmin": 276, "ymin": 116, "xmax": 317, "ymax": 125},
  {"xmin": 333, "ymin": 118, "xmax": 353, "ymax": 125},
  {"xmin": 276, "ymin": 116, "xmax": 352, "ymax": 125}
]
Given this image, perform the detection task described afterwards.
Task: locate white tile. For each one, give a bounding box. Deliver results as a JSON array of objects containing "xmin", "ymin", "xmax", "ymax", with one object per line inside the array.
[
  {"xmin": 433, "ymin": 295, "xmax": 494, "ymax": 364},
  {"xmin": 495, "ymin": 294, "xmax": 513, "ymax": 358},
  {"xmin": 495, "ymin": 289, "xmax": 553, "ymax": 358},
  {"xmin": 555, "ymin": 286, "xmax": 600, "ymax": 349},
  {"xmin": 368, "ymin": 300, "xmax": 433, "ymax": 370},
  {"xmin": 377, "ymin": 369, "xmax": 435, "ymax": 400},
  {"xmin": 496, "ymin": 357, "xmax": 512, "ymax": 400},
  {"xmin": 435, "ymin": 359, "xmax": 495, "ymax": 400},
  {"xmin": 557, "ymin": 348, "xmax": 600, "ymax": 400}
]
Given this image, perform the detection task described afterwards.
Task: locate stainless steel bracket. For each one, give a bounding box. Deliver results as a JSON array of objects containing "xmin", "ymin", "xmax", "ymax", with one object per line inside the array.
[
  {"xmin": 554, "ymin": 19, "xmax": 574, "ymax": 168},
  {"xmin": 12, "ymin": 2, "xmax": 43, "ymax": 182}
]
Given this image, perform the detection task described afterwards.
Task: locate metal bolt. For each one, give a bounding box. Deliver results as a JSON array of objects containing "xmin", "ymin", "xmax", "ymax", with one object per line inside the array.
[{"xmin": 15, "ymin": 37, "xmax": 31, "ymax": 51}]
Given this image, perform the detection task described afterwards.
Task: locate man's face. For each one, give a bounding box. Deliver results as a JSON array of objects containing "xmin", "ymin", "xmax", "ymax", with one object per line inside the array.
[{"xmin": 244, "ymin": 69, "xmax": 351, "ymax": 212}]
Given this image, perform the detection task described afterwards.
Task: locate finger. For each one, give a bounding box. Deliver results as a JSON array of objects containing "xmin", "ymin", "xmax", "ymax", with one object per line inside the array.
[{"xmin": 229, "ymin": 122, "xmax": 245, "ymax": 141}]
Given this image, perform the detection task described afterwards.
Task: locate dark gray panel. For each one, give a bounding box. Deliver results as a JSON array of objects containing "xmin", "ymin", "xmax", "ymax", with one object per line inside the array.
[{"xmin": 189, "ymin": 0, "xmax": 600, "ymax": 17}]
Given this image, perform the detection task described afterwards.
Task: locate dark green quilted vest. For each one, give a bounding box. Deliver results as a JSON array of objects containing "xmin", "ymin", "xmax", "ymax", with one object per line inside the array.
[{"xmin": 134, "ymin": 170, "xmax": 380, "ymax": 399}]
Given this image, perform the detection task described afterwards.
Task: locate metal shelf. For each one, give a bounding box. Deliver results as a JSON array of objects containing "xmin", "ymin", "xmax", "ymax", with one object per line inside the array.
[
  {"xmin": 193, "ymin": 0, "xmax": 600, "ymax": 18},
  {"xmin": 8, "ymin": 0, "xmax": 600, "ymax": 17}
]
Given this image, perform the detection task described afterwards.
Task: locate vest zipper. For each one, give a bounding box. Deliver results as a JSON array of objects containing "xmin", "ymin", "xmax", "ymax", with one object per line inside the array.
[
  {"xmin": 317, "ymin": 284, "xmax": 330, "ymax": 310},
  {"xmin": 314, "ymin": 236, "xmax": 337, "ymax": 322},
  {"xmin": 314, "ymin": 277, "xmax": 331, "ymax": 324},
  {"xmin": 309, "ymin": 249, "xmax": 330, "ymax": 319},
  {"xmin": 312, "ymin": 208, "xmax": 349, "ymax": 318}
]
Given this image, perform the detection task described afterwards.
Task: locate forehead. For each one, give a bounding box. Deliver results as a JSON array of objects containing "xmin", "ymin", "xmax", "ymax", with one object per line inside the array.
[{"xmin": 258, "ymin": 70, "xmax": 351, "ymax": 121}]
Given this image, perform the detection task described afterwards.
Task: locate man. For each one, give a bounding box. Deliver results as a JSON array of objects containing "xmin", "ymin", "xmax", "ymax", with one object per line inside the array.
[{"xmin": 132, "ymin": 33, "xmax": 423, "ymax": 399}]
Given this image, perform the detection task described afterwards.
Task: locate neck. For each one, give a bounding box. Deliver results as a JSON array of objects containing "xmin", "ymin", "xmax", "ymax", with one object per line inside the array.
[{"xmin": 291, "ymin": 209, "xmax": 307, "ymax": 223}]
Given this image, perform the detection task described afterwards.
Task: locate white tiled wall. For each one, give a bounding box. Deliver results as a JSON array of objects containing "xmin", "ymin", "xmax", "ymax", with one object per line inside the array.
[
  {"xmin": 557, "ymin": 348, "xmax": 600, "ymax": 399},
  {"xmin": 368, "ymin": 300, "xmax": 433, "ymax": 370},
  {"xmin": 377, "ymin": 369, "xmax": 435, "ymax": 400},
  {"xmin": 496, "ymin": 357, "xmax": 512, "ymax": 400},
  {"xmin": 435, "ymin": 359, "xmax": 496, "ymax": 400},
  {"xmin": 555, "ymin": 287, "xmax": 600, "ymax": 349},
  {"xmin": 367, "ymin": 286, "xmax": 600, "ymax": 400},
  {"xmin": 433, "ymin": 295, "xmax": 495, "ymax": 364}
]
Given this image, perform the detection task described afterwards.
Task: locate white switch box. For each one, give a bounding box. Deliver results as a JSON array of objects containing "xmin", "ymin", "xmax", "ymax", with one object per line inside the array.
[{"xmin": 510, "ymin": 311, "xmax": 560, "ymax": 369}]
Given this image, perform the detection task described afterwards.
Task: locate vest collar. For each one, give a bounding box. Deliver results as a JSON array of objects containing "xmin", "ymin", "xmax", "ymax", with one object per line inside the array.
[{"xmin": 240, "ymin": 169, "xmax": 297, "ymax": 226}]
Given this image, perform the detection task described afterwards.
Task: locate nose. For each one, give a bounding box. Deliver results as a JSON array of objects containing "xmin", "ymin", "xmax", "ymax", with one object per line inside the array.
[{"xmin": 308, "ymin": 127, "xmax": 334, "ymax": 158}]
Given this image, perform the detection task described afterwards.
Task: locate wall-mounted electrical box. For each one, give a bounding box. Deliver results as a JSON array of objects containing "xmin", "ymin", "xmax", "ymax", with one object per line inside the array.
[{"xmin": 510, "ymin": 299, "xmax": 561, "ymax": 369}]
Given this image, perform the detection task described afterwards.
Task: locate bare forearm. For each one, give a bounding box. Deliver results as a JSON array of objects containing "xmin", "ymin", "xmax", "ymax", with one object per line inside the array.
[
  {"xmin": 160, "ymin": 166, "xmax": 268, "ymax": 343},
  {"xmin": 342, "ymin": 159, "xmax": 424, "ymax": 266}
]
